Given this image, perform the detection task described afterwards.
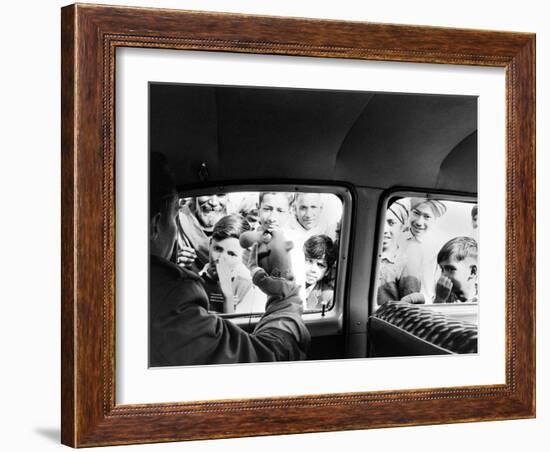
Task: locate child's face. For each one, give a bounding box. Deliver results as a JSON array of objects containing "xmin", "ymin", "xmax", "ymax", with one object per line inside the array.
[
  {"xmin": 259, "ymin": 193, "xmax": 290, "ymax": 232},
  {"xmin": 439, "ymin": 256, "xmax": 478, "ymax": 301},
  {"xmin": 410, "ymin": 203, "xmax": 436, "ymax": 238},
  {"xmin": 208, "ymin": 237, "xmax": 243, "ymax": 277},
  {"xmin": 305, "ymin": 256, "xmax": 328, "ymax": 286}
]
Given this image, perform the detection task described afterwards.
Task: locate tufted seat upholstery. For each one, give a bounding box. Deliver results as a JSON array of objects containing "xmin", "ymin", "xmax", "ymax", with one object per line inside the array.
[{"xmin": 368, "ymin": 301, "xmax": 478, "ymax": 357}]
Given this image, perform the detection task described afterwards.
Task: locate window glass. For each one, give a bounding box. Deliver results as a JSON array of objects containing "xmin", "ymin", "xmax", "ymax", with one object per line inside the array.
[
  {"xmin": 176, "ymin": 190, "xmax": 344, "ymax": 315},
  {"xmin": 374, "ymin": 196, "xmax": 478, "ymax": 308}
]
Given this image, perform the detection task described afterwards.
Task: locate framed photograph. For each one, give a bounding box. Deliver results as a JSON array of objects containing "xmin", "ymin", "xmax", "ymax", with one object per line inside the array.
[{"xmin": 61, "ymin": 3, "xmax": 535, "ymax": 447}]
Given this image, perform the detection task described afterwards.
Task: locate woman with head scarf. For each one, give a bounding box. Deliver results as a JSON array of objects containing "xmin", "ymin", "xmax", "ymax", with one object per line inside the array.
[{"xmin": 376, "ymin": 199, "xmax": 416, "ymax": 305}]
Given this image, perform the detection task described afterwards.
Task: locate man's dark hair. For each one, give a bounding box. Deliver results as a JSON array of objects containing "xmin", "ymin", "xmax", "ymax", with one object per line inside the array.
[
  {"xmin": 211, "ymin": 214, "xmax": 251, "ymax": 242},
  {"xmin": 149, "ymin": 152, "xmax": 177, "ymax": 220},
  {"xmin": 258, "ymin": 191, "xmax": 295, "ymax": 207},
  {"xmin": 437, "ymin": 236, "xmax": 478, "ymax": 264},
  {"xmin": 303, "ymin": 234, "xmax": 337, "ymax": 270}
]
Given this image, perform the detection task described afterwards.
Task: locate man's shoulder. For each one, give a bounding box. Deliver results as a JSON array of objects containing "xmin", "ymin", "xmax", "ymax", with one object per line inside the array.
[
  {"xmin": 178, "ymin": 265, "xmax": 202, "ymax": 281},
  {"xmin": 150, "ymin": 255, "xmax": 209, "ymax": 310},
  {"xmin": 150, "ymin": 255, "xmax": 201, "ymax": 282}
]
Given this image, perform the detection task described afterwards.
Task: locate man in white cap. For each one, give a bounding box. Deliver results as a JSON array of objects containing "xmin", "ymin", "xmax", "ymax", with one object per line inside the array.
[{"xmin": 400, "ymin": 197, "xmax": 448, "ymax": 303}]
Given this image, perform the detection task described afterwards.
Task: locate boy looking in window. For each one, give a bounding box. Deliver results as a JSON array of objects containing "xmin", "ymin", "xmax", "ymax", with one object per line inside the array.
[
  {"xmin": 303, "ymin": 235, "xmax": 337, "ymax": 311},
  {"xmin": 199, "ymin": 214, "xmax": 253, "ymax": 313},
  {"xmin": 408, "ymin": 198, "xmax": 447, "ymax": 242},
  {"xmin": 434, "ymin": 236, "xmax": 478, "ymax": 303},
  {"xmin": 400, "ymin": 198, "xmax": 447, "ymax": 302},
  {"xmin": 258, "ymin": 192, "xmax": 294, "ymax": 233}
]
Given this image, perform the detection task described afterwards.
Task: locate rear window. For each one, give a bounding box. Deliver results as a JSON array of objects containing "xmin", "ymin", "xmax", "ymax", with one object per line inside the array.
[
  {"xmin": 373, "ymin": 194, "xmax": 478, "ymax": 310},
  {"xmin": 176, "ymin": 188, "xmax": 349, "ymax": 317}
]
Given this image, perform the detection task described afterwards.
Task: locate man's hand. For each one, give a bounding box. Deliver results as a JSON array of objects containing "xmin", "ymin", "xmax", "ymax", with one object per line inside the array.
[
  {"xmin": 176, "ymin": 245, "xmax": 197, "ymax": 269},
  {"xmin": 434, "ymin": 275, "xmax": 453, "ymax": 303}
]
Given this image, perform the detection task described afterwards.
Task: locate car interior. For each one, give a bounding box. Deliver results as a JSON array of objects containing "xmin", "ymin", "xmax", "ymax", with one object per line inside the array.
[{"xmin": 150, "ymin": 82, "xmax": 479, "ymax": 361}]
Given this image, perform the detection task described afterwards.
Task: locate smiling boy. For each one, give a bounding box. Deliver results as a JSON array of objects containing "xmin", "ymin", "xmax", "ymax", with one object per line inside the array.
[
  {"xmin": 408, "ymin": 198, "xmax": 447, "ymax": 242},
  {"xmin": 400, "ymin": 198, "xmax": 448, "ymax": 303}
]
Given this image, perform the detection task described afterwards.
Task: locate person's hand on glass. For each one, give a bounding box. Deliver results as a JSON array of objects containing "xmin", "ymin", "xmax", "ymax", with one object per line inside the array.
[
  {"xmin": 176, "ymin": 245, "xmax": 197, "ymax": 269},
  {"xmin": 434, "ymin": 275, "xmax": 453, "ymax": 303},
  {"xmin": 400, "ymin": 292, "xmax": 425, "ymax": 304}
]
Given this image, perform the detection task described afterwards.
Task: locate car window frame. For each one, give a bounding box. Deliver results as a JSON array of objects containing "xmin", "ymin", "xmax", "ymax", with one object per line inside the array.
[
  {"xmin": 177, "ymin": 183, "xmax": 354, "ymax": 337},
  {"xmin": 370, "ymin": 188, "xmax": 478, "ymax": 314}
]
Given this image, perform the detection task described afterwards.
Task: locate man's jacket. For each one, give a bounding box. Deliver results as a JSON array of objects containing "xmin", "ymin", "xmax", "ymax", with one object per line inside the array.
[{"xmin": 149, "ymin": 255, "xmax": 310, "ymax": 366}]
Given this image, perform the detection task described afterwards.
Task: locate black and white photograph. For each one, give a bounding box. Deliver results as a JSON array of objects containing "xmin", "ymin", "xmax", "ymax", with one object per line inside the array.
[{"xmin": 148, "ymin": 83, "xmax": 479, "ymax": 367}]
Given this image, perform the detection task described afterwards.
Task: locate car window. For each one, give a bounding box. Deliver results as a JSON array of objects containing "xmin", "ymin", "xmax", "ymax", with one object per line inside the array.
[
  {"xmin": 176, "ymin": 190, "xmax": 346, "ymax": 316},
  {"xmin": 373, "ymin": 195, "xmax": 478, "ymax": 309}
]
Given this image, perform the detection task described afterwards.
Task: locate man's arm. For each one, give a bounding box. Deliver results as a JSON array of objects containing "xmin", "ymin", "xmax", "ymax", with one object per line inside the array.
[
  {"xmin": 252, "ymin": 268, "xmax": 310, "ymax": 345},
  {"xmin": 153, "ymin": 276, "xmax": 309, "ymax": 366}
]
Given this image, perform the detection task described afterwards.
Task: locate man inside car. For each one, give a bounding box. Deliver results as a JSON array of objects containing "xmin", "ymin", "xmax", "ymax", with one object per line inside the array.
[{"xmin": 149, "ymin": 153, "xmax": 310, "ymax": 366}]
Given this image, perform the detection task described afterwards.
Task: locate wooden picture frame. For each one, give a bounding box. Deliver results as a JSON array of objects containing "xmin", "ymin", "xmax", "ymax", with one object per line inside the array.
[{"xmin": 61, "ymin": 3, "xmax": 535, "ymax": 447}]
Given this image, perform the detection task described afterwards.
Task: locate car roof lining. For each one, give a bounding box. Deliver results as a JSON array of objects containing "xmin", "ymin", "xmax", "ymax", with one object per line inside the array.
[{"xmin": 150, "ymin": 83, "xmax": 477, "ymax": 193}]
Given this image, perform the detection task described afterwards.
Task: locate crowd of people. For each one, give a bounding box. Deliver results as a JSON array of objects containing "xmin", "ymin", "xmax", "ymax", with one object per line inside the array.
[
  {"xmin": 174, "ymin": 190, "xmax": 340, "ymax": 314},
  {"xmin": 171, "ymin": 191, "xmax": 481, "ymax": 314},
  {"xmin": 376, "ymin": 197, "xmax": 479, "ymax": 306}
]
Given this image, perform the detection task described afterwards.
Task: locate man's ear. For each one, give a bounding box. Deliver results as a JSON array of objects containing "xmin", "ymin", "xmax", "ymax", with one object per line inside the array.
[
  {"xmin": 470, "ymin": 264, "xmax": 478, "ymax": 277},
  {"xmin": 150, "ymin": 213, "xmax": 162, "ymax": 240}
]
